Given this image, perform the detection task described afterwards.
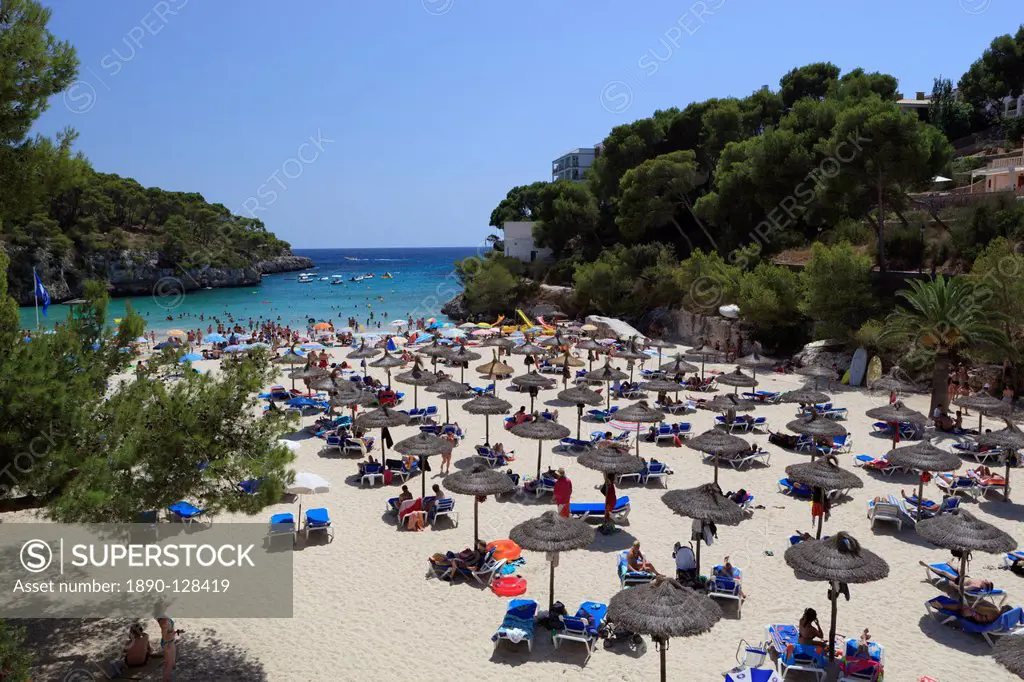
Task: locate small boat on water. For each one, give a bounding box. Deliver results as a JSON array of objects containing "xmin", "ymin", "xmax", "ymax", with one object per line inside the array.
[
  {"xmin": 350, "ymin": 275, "xmax": 365, "ymax": 282},
  {"xmin": 297, "ymin": 273, "xmax": 315, "ymax": 283},
  {"xmin": 381, "ymin": 272, "xmax": 393, "ymax": 279},
  {"xmin": 363, "ymin": 273, "xmax": 375, "ymax": 280},
  {"xmin": 318, "ymin": 277, "xmax": 330, "ymax": 281},
  {"xmin": 330, "ymin": 275, "xmax": 344, "ymax": 285}
]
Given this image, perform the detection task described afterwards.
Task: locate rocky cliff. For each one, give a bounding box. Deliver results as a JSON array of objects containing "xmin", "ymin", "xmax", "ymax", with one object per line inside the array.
[{"xmin": 4, "ymin": 247, "xmax": 313, "ymax": 306}]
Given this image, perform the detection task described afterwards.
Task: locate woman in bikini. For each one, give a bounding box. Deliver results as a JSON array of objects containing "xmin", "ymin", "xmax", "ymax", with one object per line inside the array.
[{"xmin": 156, "ymin": 617, "xmax": 178, "ymax": 681}]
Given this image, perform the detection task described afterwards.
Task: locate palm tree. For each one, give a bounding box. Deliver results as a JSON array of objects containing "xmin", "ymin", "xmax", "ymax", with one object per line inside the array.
[{"xmin": 883, "ymin": 275, "xmax": 1007, "ymax": 410}]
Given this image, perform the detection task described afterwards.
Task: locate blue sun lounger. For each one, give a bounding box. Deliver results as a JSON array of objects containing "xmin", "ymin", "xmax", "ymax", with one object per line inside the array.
[
  {"xmin": 766, "ymin": 623, "xmax": 829, "ymax": 681},
  {"xmin": 569, "ymin": 496, "xmax": 630, "ymax": 522},
  {"xmin": 303, "ymin": 507, "xmax": 334, "ymax": 541},
  {"xmin": 267, "ymin": 512, "xmax": 295, "ymax": 545},
  {"xmin": 492, "ymin": 599, "xmax": 538, "ymax": 652},
  {"xmin": 777, "ymin": 478, "xmax": 814, "ymax": 498},
  {"xmin": 925, "ymin": 595, "xmax": 1024, "ymax": 646},
  {"xmin": 617, "ymin": 550, "xmax": 655, "ymax": 588},
  {"xmin": 168, "ymin": 501, "xmax": 207, "ymax": 526},
  {"xmin": 921, "ymin": 562, "xmax": 1007, "ymax": 607},
  {"xmin": 554, "ymin": 601, "xmax": 608, "ymax": 659}
]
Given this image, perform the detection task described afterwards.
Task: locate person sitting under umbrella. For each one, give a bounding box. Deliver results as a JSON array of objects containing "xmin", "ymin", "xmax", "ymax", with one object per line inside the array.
[
  {"xmin": 397, "ymin": 485, "xmax": 413, "ymax": 506},
  {"xmin": 357, "ymin": 454, "xmax": 379, "ymax": 476},
  {"xmin": 627, "ymin": 540, "xmax": 659, "ymax": 575},
  {"xmin": 493, "ymin": 442, "xmax": 515, "ymax": 462},
  {"xmin": 713, "ymin": 556, "xmax": 746, "ymax": 598},
  {"xmin": 900, "ymin": 489, "xmax": 940, "ymax": 513},
  {"xmin": 597, "ymin": 432, "xmax": 629, "ymax": 452},
  {"xmin": 799, "ymin": 608, "xmax": 826, "ymax": 646},
  {"xmin": 506, "ymin": 406, "xmax": 531, "ymax": 430}
]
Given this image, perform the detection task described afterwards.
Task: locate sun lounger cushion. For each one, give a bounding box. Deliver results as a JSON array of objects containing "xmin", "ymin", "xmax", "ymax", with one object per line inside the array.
[
  {"xmin": 169, "ymin": 501, "xmax": 203, "ymax": 518},
  {"xmin": 927, "ymin": 595, "xmax": 1024, "ymax": 636},
  {"xmin": 305, "ymin": 508, "xmax": 331, "ymax": 527},
  {"xmin": 569, "ymin": 496, "xmax": 629, "ymax": 515}
]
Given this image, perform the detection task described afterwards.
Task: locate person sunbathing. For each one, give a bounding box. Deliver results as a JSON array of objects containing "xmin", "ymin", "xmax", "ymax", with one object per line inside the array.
[
  {"xmin": 724, "ymin": 489, "xmax": 748, "ymax": 505},
  {"xmin": 357, "ymin": 455, "xmax": 379, "ymax": 475},
  {"xmin": 397, "ymin": 485, "xmax": 413, "ymax": 505},
  {"xmin": 964, "ymin": 577, "xmax": 995, "ymax": 592},
  {"xmin": 798, "ymin": 608, "xmax": 825, "ymax": 646},
  {"xmin": 713, "ymin": 556, "xmax": 746, "ymax": 598},
  {"xmin": 949, "ymin": 601, "xmax": 1012, "ymax": 624},
  {"xmin": 627, "ymin": 540, "xmax": 659, "ymax": 575},
  {"xmin": 901, "ymin": 489, "xmax": 939, "ymax": 512}
]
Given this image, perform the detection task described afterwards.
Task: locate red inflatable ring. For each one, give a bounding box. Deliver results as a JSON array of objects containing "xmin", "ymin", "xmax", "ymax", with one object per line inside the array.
[{"xmin": 491, "ymin": 576, "xmax": 527, "ymax": 597}]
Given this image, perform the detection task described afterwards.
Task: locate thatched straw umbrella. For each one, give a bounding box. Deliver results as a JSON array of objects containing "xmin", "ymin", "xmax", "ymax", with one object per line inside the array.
[
  {"xmin": 660, "ymin": 353, "xmax": 699, "ymax": 376},
  {"xmin": 480, "ymin": 335, "xmax": 516, "ymax": 356},
  {"xmin": 714, "ymin": 367, "xmax": 758, "ymax": 395},
  {"xmin": 511, "ymin": 371, "xmax": 556, "ymax": 412},
  {"xmin": 612, "ymin": 339, "xmax": 649, "ymax": 383},
  {"xmin": 368, "ymin": 349, "xmax": 405, "ymax": 385},
  {"xmin": 785, "ymin": 456, "xmax": 863, "ymax": 537},
  {"xmin": 643, "ymin": 378, "xmax": 684, "ymax": 395},
  {"xmin": 784, "ymin": 532, "xmax": 889, "ymax": 661},
  {"xmin": 558, "ymin": 386, "xmax": 602, "ymax": 439},
  {"xmin": 662, "ymin": 483, "xmax": 746, "ymax": 574},
  {"xmin": 394, "ymin": 432, "xmax": 452, "ymax": 498},
  {"xmin": 953, "ymin": 392, "xmax": 1020, "ymax": 432},
  {"xmin": 310, "ymin": 374, "xmax": 347, "ymax": 392},
  {"xmin": 994, "ymin": 634, "xmax": 1024, "ymax": 679},
  {"xmin": 329, "ymin": 385, "xmax": 377, "ymax": 422},
  {"xmin": 355, "ymin": 406, "xmax": 411, "ymax": 459},
  {"xmin": 885, "ymin": 441, "xmax": 961, "ymax": 520},
  {"xmin": 509, "ymin": 511, "xmax": 594, "ymax": 613},
  {"xmin": 427, "ymin": 379, "xmax": 473, "ymax": 423},
  {"xmin": 795, "ymin": 364, "xmax": 836, "ymax": 390},
  {"xmin": 705, "ymin": 394, "xmax": 756, "ymax": 414},
  {"xmin": 977, "ymin": 420, "xmax": 1024, "ymax": 501},
  {"xmin": 552, "ymin": 351, "xmax": 585, "ymax": 387},
  {"xmin": 578, "ymin": 449, "xmax": 645, "ymax": 476},
  {"xmin": 443, "ymin": 464, "xmax": 517, "ymax": 546},
  {"xmin": 865, "ymin": 403, "xmax": 928, "ymax": 449},
  {"xmin": 394, "ymin": 358, "xmax": 439, "ymax": 409},
  {"xmin": 917, "ymin": 510, "xmax": 1017, "ymax": 608},
  {"xmin": 779, "ymin": 386, "xmax": 831, "ymax": 406},
  {"xmin": 614, "ymin": 402, "xmax": 666, "ymax": 459},
  {"xmin": 786, "ymin": 412, "xmax": 847, "ymax": 459},
  {"xmin": 511, "ymin": 341, "xmax": 546, "ymax": 361},
  {"xmin": 608, "ymin": 577, "xmax": 722, "ymax": 682},
  {"xmin": 417, "ymin": 338, "xmax": 452, "ymax": 370},
  {"xmin": 644, "ymin": 337, "xmax": 676, "ymax": 366},
  {"xmin": 462, "ymin": 393, "xmax": 512, "ymax": 445},
  {"xmin": 686, "ymin": 345, "xmax": 725, "ymax": 380},
  {"xmin": 684, "ymin": 430, "xmax": 751, "ymax": 484},
  {"xmin": 447, "ymin": 345, "xmax": 482, "ymax": 383},
  {"xmin": 539, "ymin": 331, "xmax": 568, "ymax": 348},
  {"xmin": 575, "ymin": 338, "xmax": 608, "ymax": 371},
  {"xmin": 510, "ymin": 418, "xmax": 571, "ymax": 478},
  {"xmin": 287, "ymin": 365, "xmax": 328, "ymax": 394},
  {"xmin": 475, "ymin": 351, "xmax": 513, "ymax": 394},
  {"xmin": 583, "ymin": 360, "xmax": 629, "ymax": 410},
  {"xmin": 736, "ymin": 352, "xmax": 777, "ymax": 380},
  {"xmin": 348, "ymin": 341, "xmax": 381, "ymax": 360},
  {"xmin": 273, "ymin": 347, "xmax": 308, "ymax": 366}
]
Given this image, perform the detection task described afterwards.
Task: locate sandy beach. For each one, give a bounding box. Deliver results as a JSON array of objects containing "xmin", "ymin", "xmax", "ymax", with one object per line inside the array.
[{"xmin": 18, "ymin": 345, "xmax": 1022, "ymax": 681}]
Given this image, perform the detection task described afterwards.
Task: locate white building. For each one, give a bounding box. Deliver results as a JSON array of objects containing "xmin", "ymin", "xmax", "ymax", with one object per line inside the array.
[
  {"xmin": 1001, "ymin": 94, "xmax": 1024, "ymax": 119},
  {"xmin": 502, "ymin": 221, "xmax": 552, "ymax": 263},
  {"xmin": 552, "ymin": 146, "xmax": 599, "ymax": 183}
]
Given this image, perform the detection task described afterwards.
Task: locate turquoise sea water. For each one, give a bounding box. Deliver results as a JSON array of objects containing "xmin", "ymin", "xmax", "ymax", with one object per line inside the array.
[{"xmin": 20, "ymin": 247, "xmax": 483, "ymax": 332}]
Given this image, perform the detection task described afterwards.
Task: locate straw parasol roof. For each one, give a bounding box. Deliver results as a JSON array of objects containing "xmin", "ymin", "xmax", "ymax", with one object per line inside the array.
[
  {"xmin": 779, "ymin": 386, "xmax": 831, "ymax": 404},
  {"xmin": 785, "ymin": 531, "xmax": 889, "ymax": 584},
  {"xmin": 348, "ymin": 342, "xmax": 380, "ymax": 360},
  {"xmin": 607, "ymin": 576, "xmax": 722, "ymax": 638},
  {"xmin": 480, "ymin": 335, "xmax": 515, "ymax": 349},
  {"xmin": 784, "ymin": 532, "xmax": 889, "ymax": 661},
  {"xmin": 868, "ymin": 374, "xmax": 915, "ymax": 393},
  {"xmin": 686, "ymin": 345, "xmax": 724, "ymax": 359},
  {"xmin": 511, "ymin": 371, "xmax": 557, "ymax": 389},
  {"xmin": 394, "ymin": 359, "xmax": 440, "ymax": 387},
  {"xmin": 463, "ymin": 393, "xmax": 512, "ymax": 415},
  {"xmin": 662, "ymin": 483, "xmax": 747, "ymax": 525},
  {"xmin": 643, "ymin": 379, "xmax": 684, "ymax": 393},
  {"xmin": 289, "ymin": 366, "xmax": 328, "ymax": 381},
  {"xmin": 539, "ymin": 332, "xmax": 568, "ymax": 348},
  {"xmin": 394, "ymin": 431, "xmax": 452, "ymax": 458},
  {"xmin": 273, "ymin": 349, "xmax": 309, "ymax": 365},
  {"xmin": 511, "ymin": 342, "xmax": 546, "ymax": 356},
  {"xmin": 426, "ymin": 379, "xmax": 470, "ymax": 395},
  {"xmin": 916, "ymin": 509, "xmax": 1017, "ymax": 556},
  {"xmin": 661, "ymin": 354, "xmax": 699, "ymax": 374},
  {"xmin": 368, "ymin": 350, "xmax": 405, "ymax": 369},
  {"xmin": 714, "ymin": 367, "xmax": 758, "ymax": 388},
  {"xmin": 558, "ymin": 386, "xmax": 602, "ymax": 406},
  {"xmin": 355, "ymin": 406, "xmax": 411, "ymax": 430},
  {"xmin": 578, "ymin": 449, "xmax": 646, "ymax": 474},
  {"xmin": 417, "ymin": 338, "xmax": 453, "ymax": 361},
  {"xmin": 611, "ymin": 341, "xmax": 648, "ymax": 362},
  {"xmin": 884, "ymin": 441, "xmax": 961, "ymax": 472},
  {"xmin": 553, "ymin": 351, "xmax": 585, "ymax": 368},
  {"xmin": 310, "ymin": 375, "xmax": 346, "ymax": 392},
  {"xmin": 443, "ymin": 464, "xmax": 518, "ymax": 546},
  {"xmin": 954, "ymin": 392, "xmax": 1007, "ymax": 414},
  {"xmin": 993, "ymin": 634, "xmax": 1024, "ymax": 680},
  {"xmin": 575, "ymin": 338, "xmax": 607, "ymax": 352},
  {"xmin": 644, "ymin": 338, "xmax": 676, "ymax": 350},
  {"xmin": 329, "ymin": 387, "xmax": 376, "ymax": 408},
  {"xmin": 685, "ymin": 430, "xmax": 751, "ymax": 456},
  {"xmin": 476, "ymin": 352, "xmax": 513, "ymax": 377},
  {"xmin": 614, "ymin": 402, "xmax": 666, "ymax": 424},
  {"xmin": 865, "ymin": 403, "xmax": 927, "ymax": 424},
  {"xmin": 448, "ymin": 346, "xmax": 482, "ymax": 363},
  {"xmin": 736, "ymin": 352, "xmax": 777, "ymax": 370},
  {"xmin": 509, "ymin": 510, "xmax": 594, "ymax": 553},
  {"xmin": 785, "ymin": 456, "xmax": 863, "ymax": 492},
  {"xmin": 705, "ymin": 394, "xmax": 756, "ymax": 413},
  {"xmin": 510, "ymin": 419, "xmax": 571, "ymax": 442},
  {"xmin": 786, "ymin": 412, "xmax": 848, "ymax": 438},
  {"xmin": 978, "ymin": 420, "xmax": 1024, "ymax": 450},
  {"xmin": 584, "ymin": 361, "xmax": 629, "ymax": 383}
]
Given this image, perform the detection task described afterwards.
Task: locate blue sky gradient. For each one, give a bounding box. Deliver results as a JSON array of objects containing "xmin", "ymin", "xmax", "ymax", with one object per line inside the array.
[{"xmin": 33, "ymin": 0, "xmax": 1020, "ymax": 247}]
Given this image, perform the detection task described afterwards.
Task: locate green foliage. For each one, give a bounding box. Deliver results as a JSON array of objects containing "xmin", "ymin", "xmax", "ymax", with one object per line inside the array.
[
  {"xmin": 457, "ymin": 253, "xmax": 532, "ymax": 316},
  {"xmin": 737, "ymin": 263, "xmax": 806, "ymax": 345},
  {"xmin": 0, "ymin": 0, "xmax": 77, "ymax": 144},
  {"xmin": 115, "ymin": 300, "xmax": 145, "ymax": 348},
  {"xmin": 779, "ymin": 63, "xmax": 841, "ymax": 108},
  {"xmin": 970, "ymin": 237, "xmax": 1024, "ymax": 355},
  {"xmin": 823, "ymin": 219, "xmax": 873, "ymax": 246},
  {"xmin": 0, "ymin": 250, "xmax": 19, "ymax": 340},
  {"xmin": 1006, "ymin": 116, "xmax": 1024, "ymax": 147},
  {"xmin": 799, "ymin": 242, "xmax": 875, "ymax": 340},
  {"xmin": 958, "ymin": 25, "xmax": 1024, "ymax": 119},
  {"xmin": 883, "ymin": 225, "xmax": 926, "ymax": 271},
  {"xmin": 0, "ymin": 620, "xmax": 31, "ymax": 681},
  {"xmin": 488, "ymin": 181, "xmax": 598, "ymax": 259},
  {"xmin": 573, "ymin": 243, "xmax": 688, "ymax": 318},
  {"xmin": 616, "ymin": 150, "xmax": 702, "ymax": 243},
  {"xmin": 853, "ymin": 318, "xmax": 901, "ymax": 356},
  {"xmin": 950, "ymin": 203, "xmax": 1024, "ymax": 263},
  {"xmin": 928, "ymin": 77, "xmax": 974, "ymax": 141},
  {"xmin": 44, "ymin": 349, "xmax": 294, "ymax": 522}
]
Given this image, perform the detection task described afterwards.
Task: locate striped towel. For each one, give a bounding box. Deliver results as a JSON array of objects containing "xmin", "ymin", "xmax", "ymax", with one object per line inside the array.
[{"xmin": 606, "ymin": 420, "xmax": 644, "ymax": 432}]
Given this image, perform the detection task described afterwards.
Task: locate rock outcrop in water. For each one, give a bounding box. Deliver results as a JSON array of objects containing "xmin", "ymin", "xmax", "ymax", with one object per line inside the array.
[{"xmin": 4, "ymin": 246, "xmax": 313, "ymax": 306}]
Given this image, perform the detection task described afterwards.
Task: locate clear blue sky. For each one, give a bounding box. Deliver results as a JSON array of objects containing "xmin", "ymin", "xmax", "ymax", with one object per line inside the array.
[{"xmin": 33, "ymin": 0, "xmax": 1020, "ymax": 248}]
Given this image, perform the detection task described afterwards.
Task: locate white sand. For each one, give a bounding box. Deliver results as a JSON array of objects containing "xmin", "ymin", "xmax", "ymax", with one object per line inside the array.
[{"xmin": 20, "ymin": 348, "xmax": 1023, "ymax": 681}]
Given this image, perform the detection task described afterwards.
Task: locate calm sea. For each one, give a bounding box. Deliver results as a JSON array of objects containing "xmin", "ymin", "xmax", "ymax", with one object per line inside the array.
[{"xmin": 20, "ymin": 247, "xmax": 482, "ymax": 332}]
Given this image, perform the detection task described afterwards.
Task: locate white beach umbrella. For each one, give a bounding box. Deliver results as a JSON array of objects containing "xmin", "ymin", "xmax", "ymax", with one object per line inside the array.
[
  {"xmin": 442, "ymin": 328, "xmax": 467, "ymax": 338},
  {"xmin": 932, "ymin": 175, "xmax": 953, "ymax": 183},
  {"xmin": 286, "ymin": 472, "xmax": 331, "ymax": 525},
  {"xmin": 277, "ymin": 439, "xmax": 301, "ymax": 453},
  {"xmin": 390, "ymin": 320, "xmax": 407, "ymax": 328},
  {"xmin": 459, "ymin": 322, "xmax": 478, "ymax": 329}
]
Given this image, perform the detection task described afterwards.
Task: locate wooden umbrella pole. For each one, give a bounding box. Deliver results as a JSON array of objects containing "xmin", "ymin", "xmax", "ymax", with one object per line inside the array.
[
  {"xmin": 576, "ymin": 406, "xmax": 582, "ymax": 440},
  {"xmin": 958, "ymin": 551, "xmax": 969, "ymax": 608},
  {"xmin": 695, "ymin": 522, "xmax": 703, "ymax": 575},
  {"xmin": 421, "ymin": 464, "xmax": 426, "ymax": 499},
  {"xmin": 658, "ymin": 639, "xmax": 668, "ymax": 682},
  {"xmin": 473, "ymin": 498, "xmax": 479, "ymax": 547},
  {"xmin": 536, "ymin": 441, "xmax": 542, "ymax": 479},
  {"xmin": 1006, "ymin": 450, "xmax": 1013, "ymax": 502},
  {"xmin": 484, "ymin": 416, "xmax": 490, "ymax": 446},
  {"xmin": 828, "ymin": 580, "xmax": 839, "ymax": 661},
  {"xmin": 413, "ymin": 385, "xmax": 418, "ymax": 410},
  {"xmin": 548, "ymin": 559, "xmax": 556, "ymax": 614},
  {"xmin": 713, "ymin": 454, "xmax": 719, "ymax": 485},
  {"xmin": 445, "ymin": 399, "xmax": 450, "ymax": 424},
  {"xmin": 917, "ymin": 474, "xmax": 926, "ymax": 522}
]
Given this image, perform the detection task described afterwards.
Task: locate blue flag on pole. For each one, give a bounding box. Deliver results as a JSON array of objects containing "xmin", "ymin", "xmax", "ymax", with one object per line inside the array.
[{"xmin": 33, "ymin": 269, "xmax": 51, "ymax": 317}]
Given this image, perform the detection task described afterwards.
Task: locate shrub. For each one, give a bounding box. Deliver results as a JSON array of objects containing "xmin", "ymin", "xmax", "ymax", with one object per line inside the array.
[{"xmin": 799, "ymin": 241, "xmax": 875, "ymax": 340}]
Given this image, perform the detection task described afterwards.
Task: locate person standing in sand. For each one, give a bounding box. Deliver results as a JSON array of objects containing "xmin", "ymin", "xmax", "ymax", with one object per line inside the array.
[{"xmin": 553, "ymin": 468, "xmax": 572, "ymax": 517}]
